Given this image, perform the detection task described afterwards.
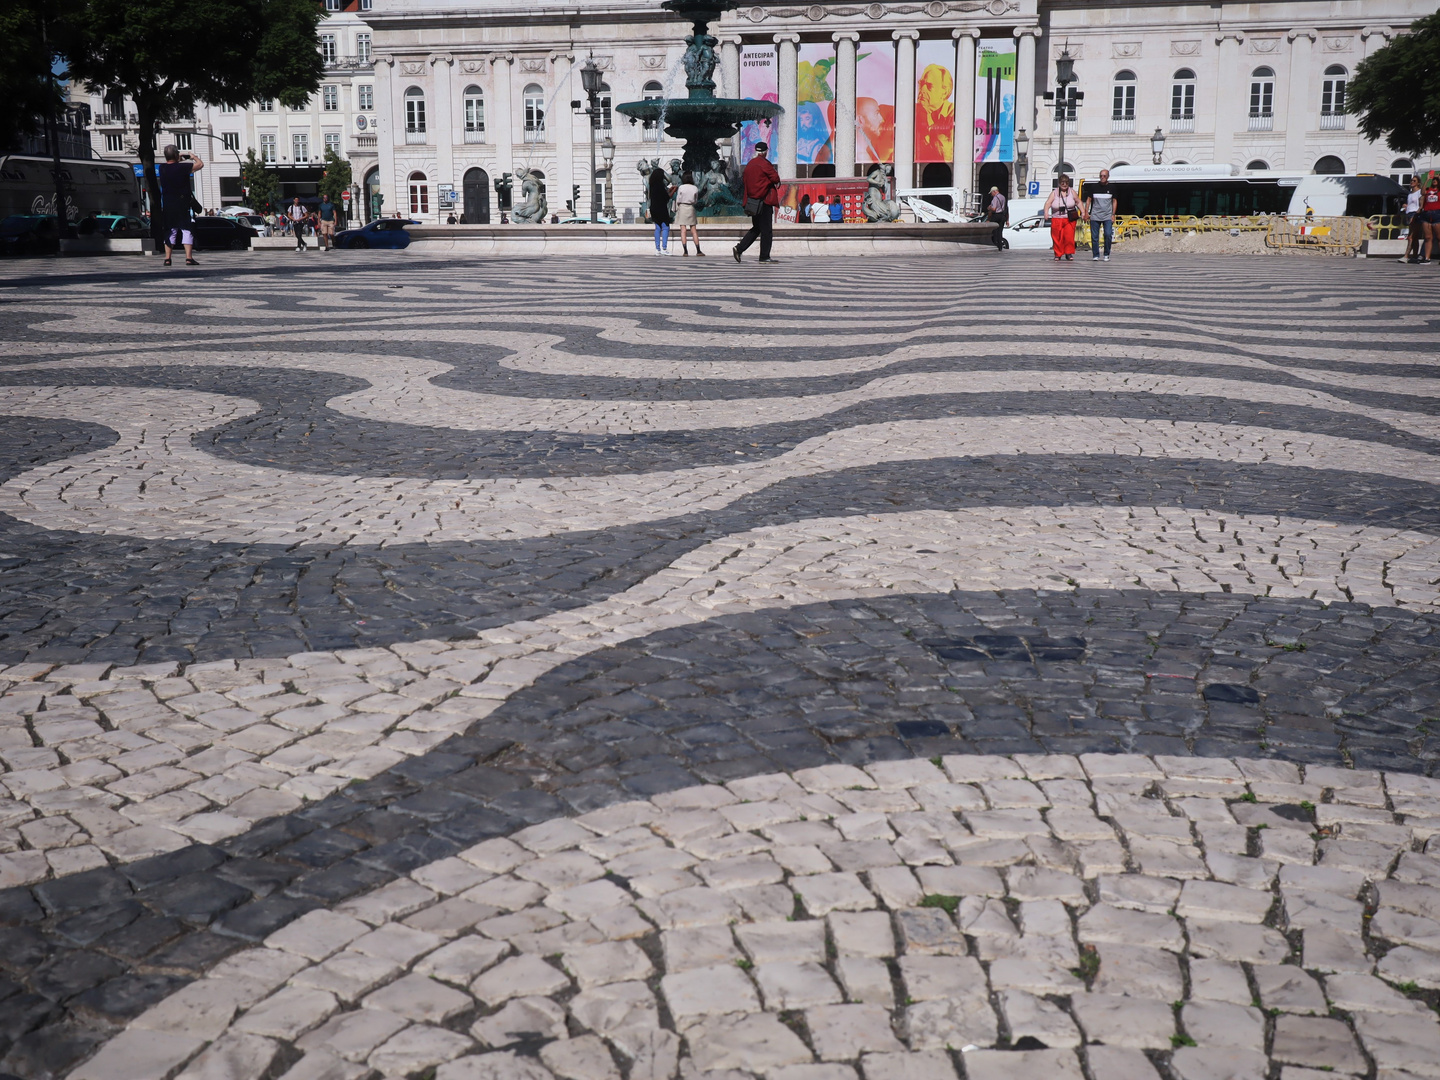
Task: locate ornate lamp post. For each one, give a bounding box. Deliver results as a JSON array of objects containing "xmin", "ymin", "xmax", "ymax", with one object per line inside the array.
[
  {"xmin": 1043, "ymin": 46, "xmax": 1082, "ymax": 188},
  {"xmin": 578, "ymin": 55, "xmax": 604, "ymax": 224},
  {"xmin": 1150, "ymin": 126, "xmax": 1166, "ymax": 165},
  {"xmin": 1015, "ymin": 127, "xmax": 1029, "ymax": 197},
  {"xmin": 601, "ymin": 135, "xmax": 616, "ymax": 220}
]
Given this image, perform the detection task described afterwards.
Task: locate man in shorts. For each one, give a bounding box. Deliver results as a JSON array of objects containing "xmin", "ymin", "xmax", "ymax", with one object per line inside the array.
[
  {"xmin": 157, "ymin": 145, "xmax": 204, "ymax": 266},
  {"xmin": 318, "ymin": 195, "xmax": 337, "ymax": 250}
]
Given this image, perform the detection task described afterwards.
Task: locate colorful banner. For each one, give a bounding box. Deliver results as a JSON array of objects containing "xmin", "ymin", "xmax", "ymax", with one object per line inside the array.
[
  {"xmin": 915, "ymin": 39, "xmax": 956, "ymax": 165},
  {"xmin": 856, "ymin": 42, "xmax": 895, "ymax": 165},
  {"xmin": 739, "ymin": 45, "xmax": 777, "ymax": 165},
  {"xmin": 974, "ymin": 38, "xmax": 1016, "ymax": 164},
  {"xmin": 797, "ymin": 43, "xmax": 836, "ymax": 166}
]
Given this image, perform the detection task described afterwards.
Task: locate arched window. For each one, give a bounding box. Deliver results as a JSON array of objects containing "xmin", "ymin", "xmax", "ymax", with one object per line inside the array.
[
  {"xmin": 1313, "ymin": 155, "xmax": 1345, "ymax": 175},
  {"xmin": 1249, "ymin": 68, "xmax": 1274, "ymax": 116},
  {"xmin": 404, "ymin": 87, "xmax": 426, "ymax": 143},
  {"xmin": 1112, "ymin": 70, "xmax": 1136, "ymax": 122},
  {"xmin": 1110, "ymin": 161, "xmax": 1129, "ymax": 169},
  {"xmin": 1391, "ymin": 157, "xmax": 1415, "ymax": 185},
  {"xmin": 1246, "ymin": 159, "xmax": 1269, "ymax": 171},
  {"xmin": 598, "ymin": 83, "xmax": 613, "ymax": 131},
  {"xmin": 523, "ymin": 83, "xmax": 545, "ymax": 142},
  {"xmin": 1169, "ymin": 68, "xmax": 1192, "ymax": 123},
  {"xmin": 1322, "ymin": 65, "xmax": 1347, "ymax": 113},
  {"xmin": 463, "ymin": 86, "xmax": 485, "ymax": 143},
  {"xmin": 1051, "ymin": 160, "xmax": 1076, "ymax": 177},
  {"xmin": 408, "ymin": 170, "xmax": 429, "ymax": 215},
  {"xmin": 642, "ymin": 80, "xmax": 663, "ymax": 137}
]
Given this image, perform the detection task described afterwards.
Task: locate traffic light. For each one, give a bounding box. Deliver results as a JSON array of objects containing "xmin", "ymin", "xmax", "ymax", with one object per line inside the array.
[{"xmin": 571, "ymin": 185, "xmax": 580, "ymax": 212}]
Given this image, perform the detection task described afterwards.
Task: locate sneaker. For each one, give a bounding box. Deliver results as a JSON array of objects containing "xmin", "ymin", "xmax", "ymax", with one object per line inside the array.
[
  {"xmin": 1103, "ymin": 255, "xmax": 1110, "ymax": 262},
  {"xmin": 759, "ymin": 258, "xmax": 780, "ymax": 263},
  {"xmin": 1092, "ymin": 255, "xmax": 1100, "ymax": 260},
  {"xmin": 1419, "ymin": 259, "xmax": 1432, "ymax": 265}
]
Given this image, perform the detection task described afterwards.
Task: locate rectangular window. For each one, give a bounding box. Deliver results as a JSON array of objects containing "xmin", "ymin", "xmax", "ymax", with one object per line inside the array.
[
  {"xmin": 222, "ymin": 132, "xmax": 240, "ymax": 151},
  {"xmin": 358, "ymin": 85, "xmax": 374, "ymax": 111},
  {"xmin": 1250, "ymin": 81, "xmax": 1273, "ymax": 115},
  {"xmin": 104, "ymin": 133, "xmax": 124, "ymax": 152},
  {"xmin": 320, "ymin": 34, "xmax": 337, "ymax": 64},
  {"xmin": 1322, "ymin": 78, "xmax": 1346, "ymax": 115},
  {"xmin": 293, "ymin": 132, "xmax": 309, "ymax": 162},
  {"xmin": 356, "ymin": 34, "xmax": 371, "ymax": 63},
  {"xmin": 174, "ymin": 132, "xmax": 193, "ymax": 151},
  {"xmin": 220, "ymin": 103, "xmax": 237, "ymax": 115},
  {"xmin": 323, "ymin": 85, "xmax": 339, "ymax": 111},
  {"xmin": 1111, "ymin": 84, "xmax": 1135, "ymax": 120},
  {"xmin": 325, "ymin": 132, "xmax": 341, "ymax": 156},
  {"xmin": 406, "ymin": 96, "xmax": 426, "ymax": 133},
  {"xmin": 258, "ymin": 99, "xmax": 275, "ymax": 112},
  {"xmin": 325, "ymin": 0, "xmax": 341, "ymax": 10},
  {"xmin": 360, "ymin": 0, "xmax": 371, "ymax": 9},
  {"xmin": 260, "ymin": 133, "xmax": 277, "ymax": 163},
  {"xmin": 1171, "ymin": 82, "xmax": 1195, "ymax": 118}
]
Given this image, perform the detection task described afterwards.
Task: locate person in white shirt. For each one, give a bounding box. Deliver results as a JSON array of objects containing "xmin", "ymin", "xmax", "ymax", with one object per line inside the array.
[
  {"xmin": 1401, "ymin": 176, "xmax": 1423, "ymax": 263},
  {"xmin": 674, "ymin": 171, "xmax": 702, "ymax": 255},
  {"xmin": 811, "ymin": 195, "xmax": 828, "ymax": 223}
]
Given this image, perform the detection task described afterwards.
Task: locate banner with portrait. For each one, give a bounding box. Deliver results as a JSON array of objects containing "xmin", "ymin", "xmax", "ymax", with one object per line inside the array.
[
  {"xmin": 855, "ymin": 42, "xmax": 895, "ymax": 165},
  {"xmin": 797, "ymin": 42, "xmax": 836, "ymax": 166},
  {"xmin": 739, "ymin": 45, "xmax": 777, "ymax": 165},
  {"xmin": 973, "ymin": 37, "xmax": 1016, "ymax": 164},
  {"xmin": 914, "ymin": 39, "xmax": 956, "ymax": 165}
]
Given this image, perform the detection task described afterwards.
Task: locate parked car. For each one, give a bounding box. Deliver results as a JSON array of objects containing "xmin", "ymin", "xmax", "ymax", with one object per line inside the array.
[
  {"xmin": 188, "ymin": 216, "xmax": 258, "ymax": 250},
  {"xmin": 1001, "ymin": 214, "xmax": 1057, "ymax": 251},
  {"xmin": 332, "ymin": 218, "xmax": 420, "ymax": 249},
  {"xmin": 94, "ymin": 214, "xmax": 148, "ymax": 238},
  {"xmin": 556, "ymin": 215, "xmax": 618, "ymax": 225},
  {"xmin": 0, "ymin": 214, "xmax": 58, "ymax": 256}
]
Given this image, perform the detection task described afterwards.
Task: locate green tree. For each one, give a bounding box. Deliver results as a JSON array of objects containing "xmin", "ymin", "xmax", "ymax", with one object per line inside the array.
[
  {"xmin": 318, "ymin": 147, "xmax": 352, "ymax": 205},
  {"xmin": 0, "ymin": 1, "xmax": 64, "ymax": 152},
  {"xmin": 1348, "ymin": 11, "xmax": 1440, "ymax": 157},
  {"xmin": 63, "ymin": 0, "xmax": 323, "ymax": 236},
  {"xmin": 240, "ymin": 148, "xmax": 278, "ymax": 211}
]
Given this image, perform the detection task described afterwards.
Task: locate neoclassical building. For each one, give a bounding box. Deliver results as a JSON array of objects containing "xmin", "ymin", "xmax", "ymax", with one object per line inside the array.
[{"xmin": 366, "ymin": 0, "xmax": 1433, "ymax": 224}]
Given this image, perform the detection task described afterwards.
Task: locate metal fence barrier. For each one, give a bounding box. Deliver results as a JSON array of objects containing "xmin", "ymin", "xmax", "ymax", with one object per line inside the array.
[{"xmin": 1264, "ymin": 215, "xmax": 1367, "ymax": 256}]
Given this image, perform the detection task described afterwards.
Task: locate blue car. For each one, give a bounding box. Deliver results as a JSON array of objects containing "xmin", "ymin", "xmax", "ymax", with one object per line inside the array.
[{"xmin": 333, "ymin": 218, "xmax": 420, "ymax": 249}]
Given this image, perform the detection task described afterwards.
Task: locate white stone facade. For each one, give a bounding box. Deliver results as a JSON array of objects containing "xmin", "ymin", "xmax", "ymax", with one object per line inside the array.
[{"xmin": 367, "ymin": 0, "xmax": 1434, "ymax": 224}]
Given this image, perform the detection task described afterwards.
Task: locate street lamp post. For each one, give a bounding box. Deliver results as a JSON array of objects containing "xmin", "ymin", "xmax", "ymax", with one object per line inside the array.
[
  {"xmin": 1150, "ymin": 127, "xmax": 1166, "ymax": 165},
  {"xmin": 1043, "ymin": 46, "xmax": 1082, "ymax": 188},
  {"xmin": 1015, "ymin": 127, "xmax": 1029, "ymax": 197},
  {"xmin": 578, "ymin": 55, "xmax": 604, "ymax": 224},
  {"xmin": 601, "ymin": 135, "xmax": 616, "ymax": 219}
]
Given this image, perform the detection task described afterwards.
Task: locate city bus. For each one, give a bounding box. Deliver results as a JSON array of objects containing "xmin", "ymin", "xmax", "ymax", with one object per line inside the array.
[
  {"xmin": 1093, "ymin": 164, "xmax": 1405, "ymax": 219},
  {"xmin": 0, "ymin": 154, "xmax": 139, "ymax": 221}
]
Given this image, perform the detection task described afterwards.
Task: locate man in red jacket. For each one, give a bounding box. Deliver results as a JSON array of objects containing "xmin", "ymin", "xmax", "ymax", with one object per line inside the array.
[{"xmin": 734, "ymin": 141, "xmax": 782, "ymax": 263}]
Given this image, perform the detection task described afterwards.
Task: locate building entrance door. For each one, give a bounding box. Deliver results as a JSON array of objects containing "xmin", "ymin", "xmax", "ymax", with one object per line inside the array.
[
  {"xmin": 463, "ymin": 168, "xmax": 491, "ymax": 224},
  {"xmin": 977, "ymin": 162, "xmax": 1011, "ymax": 200}
]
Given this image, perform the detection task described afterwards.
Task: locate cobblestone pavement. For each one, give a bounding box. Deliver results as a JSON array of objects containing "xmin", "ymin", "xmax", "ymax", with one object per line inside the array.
[{"xmin": 0, "ymin": 252, "xmax": 1437, "ymax": 1080}]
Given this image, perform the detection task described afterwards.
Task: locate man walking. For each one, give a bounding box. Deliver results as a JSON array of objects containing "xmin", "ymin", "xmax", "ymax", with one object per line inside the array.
[
  {"xmin": 985, "ymin": 186, "xmax": 1007, "ymax": 251},
  {"xmin": 288, "ymin": 198, "xmax": 309, "ymax": 251},
  {"xmin": 318, "ymin": 194, "xmax": 337, "ymax": 251},
  {"xmin": 157, "ymin": 145, "xmax": 204, "ymax": 267},
  {"xmin": 1084, "ymin": 168, "xmax": 1117, "ymax": 261},
  {"xmin": 734, "ymin": 141, "xmax": 782, "ymax": 264}
]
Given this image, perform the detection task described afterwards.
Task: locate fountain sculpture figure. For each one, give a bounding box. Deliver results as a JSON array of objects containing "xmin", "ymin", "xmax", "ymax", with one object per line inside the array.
[{"xmin": 616, "ymin": 0, "xmax": 783, "ymax": 216}]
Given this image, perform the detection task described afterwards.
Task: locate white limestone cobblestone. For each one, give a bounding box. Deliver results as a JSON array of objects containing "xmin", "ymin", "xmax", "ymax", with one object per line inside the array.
[{"xmin": 64, "ymin": 753, "xmax": 1440, "ymax": 1080}]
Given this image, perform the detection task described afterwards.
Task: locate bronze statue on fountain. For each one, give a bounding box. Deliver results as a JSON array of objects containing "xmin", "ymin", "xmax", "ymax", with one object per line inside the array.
[{"xmin": 616, "ymin": 0, "xmax": 783, "ymax": 216}]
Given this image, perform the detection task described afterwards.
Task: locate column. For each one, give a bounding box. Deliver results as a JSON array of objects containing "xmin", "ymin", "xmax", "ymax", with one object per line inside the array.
[
  {"xmin": 431, "ymin": 55, "xmax": 455, "ymax": 192},
  {"xmin": 832, "ymin": 32, "xmax": 858, "ymax": 178},
  {"xmin": 720, "ymin": 36, "xmax": 742, "ymax": 162},
  {"xmin": 952, "ymin": 29, "xmax": 978, "ymax": 194},
  {"xmin": 775, "ymin": 34, "xmax": 799, "ymax": 176},
  {"xmin": 490, "ymin": 54, "xmax": 514, "ymax": 183},
  {"xmin": 893, "ymin": 30, "xmax": 918, "ymax": 188},
  {"xmin": 1284, "ymin": 28, "xmax": 1316, "ymax": 171},
  {"xmin": 1013, "ymin": 27, "xmax": 1038, "ymax": 142},
  {"xmin": 1359, "ymin": 28, "xmax": 1393, "ymax": 171},
  {"xmin": 1212, "ymin": 32, "xmax": 1244, "ymax": 167},
  {"xmin": 374, "ymin": 56, "xmax": 397, "ymax": 215},
  {"xmin": 551, "ymin": 52, "xmax": 575, "ymax": 216}
]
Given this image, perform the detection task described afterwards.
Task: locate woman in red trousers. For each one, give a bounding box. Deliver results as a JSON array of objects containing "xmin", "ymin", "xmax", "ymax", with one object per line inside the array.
[{"xmin": 1043, "ymin": 174, "xmax": 1079, "ymax": 261}]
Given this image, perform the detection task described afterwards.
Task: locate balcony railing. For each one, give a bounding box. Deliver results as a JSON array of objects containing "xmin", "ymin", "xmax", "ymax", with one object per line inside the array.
[
  {"xmin": 523, "ymin": 125, "xmax": 546, "ymax": 143},
  {"xmin": 353, "ymin": 134, "xmax": 377, "ymax": 150},
  {"xmin": 405, "ymin": 129, "xmax": 427, "ymax": 145},
  {"xmin": 1319, "ymin": 112, "xmax": 1345, "ymax": 130},
  {"xmin": 1170, "ymin": 114, "xmax": 1195, "ymax": 133},
  {"xmin": 325, "ymin": 55, "xmax": 375, "ymax": 72},
  {"xmin": 463, "ymin": 129, "xmax": 485, "ymax": 144},
  {"xmin": 1248, "ymin": 113, "xmax": 1274, "ymax": 131},
  {"xmin": 1111, "ymin": 116, "xmax": 1135, "ymax": 134}
]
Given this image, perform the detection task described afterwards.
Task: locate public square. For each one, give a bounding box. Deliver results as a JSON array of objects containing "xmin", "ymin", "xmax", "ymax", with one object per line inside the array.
[{"xmin": 0, "ymin": 251, "xmax": 1438, "ymax": 1080}]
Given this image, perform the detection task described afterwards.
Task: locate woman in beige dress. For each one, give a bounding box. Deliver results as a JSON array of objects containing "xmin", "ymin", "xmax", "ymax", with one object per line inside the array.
[{"xmin": 674, "ymin": 171, "xmax": 704, "ymax": 256}]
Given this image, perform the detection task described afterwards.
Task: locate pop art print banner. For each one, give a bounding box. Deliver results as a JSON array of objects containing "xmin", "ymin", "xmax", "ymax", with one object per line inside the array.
[
  {"xmin": 796, "ymin": 42, "xmax": 836, "ymax": 166},
  {"xmin": 738, "ymin": 45, "xmax": 777, "ymax": 165},
  {"xmin": 974, "ymin": 38, "xmax": 1016, "ymax": 164},
  {"xmin": 855, "ymin": 42, "xmax": 895, "ymax": 165},
  {"xmin": 914, "ymin": 39, "xmax": 956, "ymax": 165}
]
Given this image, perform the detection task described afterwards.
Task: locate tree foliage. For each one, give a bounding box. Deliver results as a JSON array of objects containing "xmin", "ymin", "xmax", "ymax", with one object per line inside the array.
[
  {"xmin": 0, "ymin": 0, "xmax": 68, "ymax": 152},
  {"xmin": 1349, "ymin": 11, "xmax": 1440, "ymax": 157},
  {"xmin": 318, "ymin": 148, "xmax": 352, "ymax": 205},
  {"xmin": 240, "ymin": 148, "xmax": 279, "ymax": 211},
  {"xmin": 63, "ymin": 0, "xmax": 323, "ymax": 233}
]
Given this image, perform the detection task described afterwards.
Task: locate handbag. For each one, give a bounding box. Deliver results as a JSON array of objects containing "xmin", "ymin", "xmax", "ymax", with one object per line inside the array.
[
  {"xmin": 742, "ymin": 196, "xmax": 763, "ymax": 216},
  {"xmin": 1066, "ymin": 206, "xmax": 1079, "ymax": 223}
]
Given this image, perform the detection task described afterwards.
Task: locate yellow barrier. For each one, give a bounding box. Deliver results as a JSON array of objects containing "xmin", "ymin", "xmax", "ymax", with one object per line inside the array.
[
  {"xmin": 1264, "ymin": 215, "xmax": 1367, "ymax": 256},
  {"xmin": 1115, "ymin": 215, "xmax": 1272, "ymax": 239}
]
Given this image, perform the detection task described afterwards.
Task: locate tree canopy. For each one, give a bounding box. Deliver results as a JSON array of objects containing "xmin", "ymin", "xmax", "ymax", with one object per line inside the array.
[
  {"xmin": 0, "ymin": 0, "xmax": 67, "ymax": 152},
  {"xmin": 1349, "ymin": 11, "xmax": 1440, "ymax": 157},
  {"xmin": 319, "ymin": 148, "xmax": 353, "ymax": 206},
  {"xmin": 241, "ymin": 148, "xmax": 279, "ymax": 211},
  {"xmin": 63, "ymin": 0, "xmax": 323, "ymax": 232}
]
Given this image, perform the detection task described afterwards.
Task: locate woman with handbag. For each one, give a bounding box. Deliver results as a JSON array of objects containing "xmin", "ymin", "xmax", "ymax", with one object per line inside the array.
[
  {"xmin": 1043, "ymin": 174, "xmax": 1079, "ymax": 261},
  {"xmin": 648, "ymin": 165, "xmax": 675, "ymax": 255}
]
